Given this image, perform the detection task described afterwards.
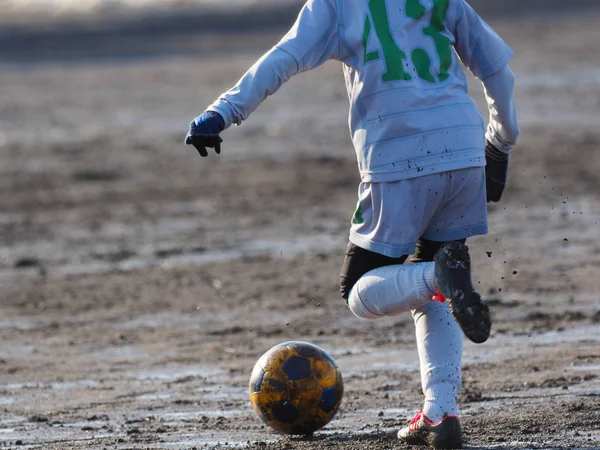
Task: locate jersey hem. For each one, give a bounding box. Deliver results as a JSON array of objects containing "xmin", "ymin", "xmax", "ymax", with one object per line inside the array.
[
  {"xmin": 349, "ymin": 232, "xmax": 417, "ymax": 259},
  {"xmin": 359, "ymin": 155, "xmax": 485, "ymax": 182},
  {"xmin": 422, "ymin": 222, "xmax": 488, "ymax": 242}
]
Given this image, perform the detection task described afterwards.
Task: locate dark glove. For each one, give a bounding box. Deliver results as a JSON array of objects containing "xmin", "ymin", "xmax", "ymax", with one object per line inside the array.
[
  {"xmin": 485, "ymin": 141, "xmax": 509, "ymax": 203},
  {"xmin": 185, "ymin": 111, "xmax": 225, "ymax": 157}
]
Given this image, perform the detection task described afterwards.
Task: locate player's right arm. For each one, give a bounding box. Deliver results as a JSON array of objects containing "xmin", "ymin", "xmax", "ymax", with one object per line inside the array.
[
  {"xmin": 452, "ymin": 0, "xmax": 519, "ymax": 202},
  {"xmin": 481, "ymin": 65, "xmax": 519, "ymax": 201},
  {"xmin": 186, "ymin": 0, "xmax": 342, "ymax": 156}
]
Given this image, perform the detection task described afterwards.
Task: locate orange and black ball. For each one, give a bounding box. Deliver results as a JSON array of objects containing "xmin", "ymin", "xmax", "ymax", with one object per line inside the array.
[{"xmin": 249, "ymin": 341, "xmax": 343, "ymax": 435}]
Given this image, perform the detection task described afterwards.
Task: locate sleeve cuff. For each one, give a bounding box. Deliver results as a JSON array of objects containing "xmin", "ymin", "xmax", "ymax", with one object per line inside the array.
[
  {"xmin": 206, "ymin": 101, "xmax": 236, "ymax": 130},
  {"xmin": 485, "ymin": 136, "xmax": 511, "ymax": 157}
]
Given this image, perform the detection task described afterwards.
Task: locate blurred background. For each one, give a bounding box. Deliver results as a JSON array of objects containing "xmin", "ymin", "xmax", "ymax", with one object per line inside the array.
[
  {"xmin": 2, "ymin": 0, "xmax": 599, "ymax": 275},
  {"xmin": 1, "ymin": 1, "xmax": 600, "ymax": 448}
]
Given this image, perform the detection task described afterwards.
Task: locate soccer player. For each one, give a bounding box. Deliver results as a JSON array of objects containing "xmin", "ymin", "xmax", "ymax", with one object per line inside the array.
[{"xmin": 185, "ymin": 0, "xmax": 519, "ymax": 447}]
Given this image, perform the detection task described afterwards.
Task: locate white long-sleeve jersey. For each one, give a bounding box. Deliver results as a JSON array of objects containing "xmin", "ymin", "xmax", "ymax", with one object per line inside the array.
[{"xmin": 208, "ymin": 0, "xmax": 519, "ymax": 182}]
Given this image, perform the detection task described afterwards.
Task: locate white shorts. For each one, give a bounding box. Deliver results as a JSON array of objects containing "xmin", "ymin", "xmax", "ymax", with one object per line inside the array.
[{"xmin": 349, "ymin": 168, "xmax": 488, "ymax": 258}]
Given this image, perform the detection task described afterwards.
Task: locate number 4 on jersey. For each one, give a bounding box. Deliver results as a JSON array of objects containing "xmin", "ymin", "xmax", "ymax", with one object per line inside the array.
[{"xmin": 363, "ymin": 0, "xmax": 452, "ymax": 83}]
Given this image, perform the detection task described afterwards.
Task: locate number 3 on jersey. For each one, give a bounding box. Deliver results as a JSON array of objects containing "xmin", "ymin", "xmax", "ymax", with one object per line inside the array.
[{"xmin": 363, "ymin": 0, "xmax": 452, "ymax": 83}]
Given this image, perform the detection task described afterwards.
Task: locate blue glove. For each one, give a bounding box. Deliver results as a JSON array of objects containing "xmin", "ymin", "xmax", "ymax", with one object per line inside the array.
[
  {"xmin": 185, "ymin": 111, "xmax": 225, "ymax": 157},
  {"xmin": 485, "ymin": 141, "xmax": 509, "ymax": 203}
]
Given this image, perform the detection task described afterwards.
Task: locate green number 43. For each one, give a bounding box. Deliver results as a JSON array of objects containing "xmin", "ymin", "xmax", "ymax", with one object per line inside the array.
[{"xmin": 362, "ymin": 0, "xmax": 452, "ymax": 83}]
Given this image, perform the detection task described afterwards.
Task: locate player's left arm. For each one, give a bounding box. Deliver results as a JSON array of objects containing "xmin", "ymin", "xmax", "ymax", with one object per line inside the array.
[{"xmin": 186, "ymin": 0, "xmax": 342, "ymax": 157}]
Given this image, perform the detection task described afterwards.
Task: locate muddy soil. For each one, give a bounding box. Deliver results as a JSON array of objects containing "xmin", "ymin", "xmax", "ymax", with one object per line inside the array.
[{"xmin": 1, "ymin": 3, "xmax": 600, "ymax": 449}]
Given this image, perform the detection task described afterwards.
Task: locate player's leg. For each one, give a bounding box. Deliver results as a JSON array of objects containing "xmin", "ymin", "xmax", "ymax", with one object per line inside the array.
[
  {"xmin": 341, "ymin": 243, "xmax": 435, "ymax": 318},
  {"xmin": 412, "ymin": 238, "xmax": 464, "ymax": 427},
  {"xmin": 399, "ymin": 168, "xmax": 489, "ymax": 447},
  {"xmin": 414, "ymin": 237, "xmax": 490, "ymax": 343},
  {"xmin": 399, "ymin": 300, "xmax": 463, "ymax": 449},
  {"xmin": 342, "ymin": 177, "xmax": 446, "ymax": 319},
  {"xmin": 397, "ymin": 238, "xmax": 464, "ymax": 448},
  {"xmin": 423, "ymin": 168, "xmax": 491, "ymax": 344},
  {"xmin": 344, "ymin": 235, "xmax": 466, "ymax": 446},
  {"xmin": 340, "ymin": 242, "xmax": 408, "ymax": 300},
  {"xmin": 346, "ymin": 181, "xmax": 491, "ymax": 343},
  {"xmin": 434, "ymin": 241, "xmax": 491, "ymax": 344}
]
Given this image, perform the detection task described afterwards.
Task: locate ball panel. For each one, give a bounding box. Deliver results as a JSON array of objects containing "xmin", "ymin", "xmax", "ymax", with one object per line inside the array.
[
  {"xmin": 319, "ymin": 385, "xmax": 342, "ymax": 413},
  {"xmin": 311, "ymin": 359, "xmax": 338, "ymax": 389},
  {"xmin": 257, "ymin": 345, "xmax": 293, "ymax": 373},
  {"xmin": 250, "ymin": 392, "xmax": 272, "ymax": 423},
  {"xmin": 249, "ymin": 364, "xmax": 265, "ymax": 394},
  {"xmin": 290, "ymin": 377, "xmax": 322, "ymax": 411},
  {"xmin": 287, "ymin": 341, "xmax": 321, "ymax": 359},
  {"xmin": 270, "ymin": 400, "xmax": 299, "ymax": 425},
  {"xmin": 319, "ymin": 347, "xmax": 338, "ymax": 368},
  {"xmin": 282, "ymin": 355, "xmax": 311, "ymax": 381},
  {"xmin": 288, "ymin": 414, "xmax": 326, "ymax": 435},
  {"xmin": 260, "ymin": 375, "xmax": 289, "ymax": 400},
  {"xmin": 251, "ymin": 373, "xmax": 288, "ymax": 422}
]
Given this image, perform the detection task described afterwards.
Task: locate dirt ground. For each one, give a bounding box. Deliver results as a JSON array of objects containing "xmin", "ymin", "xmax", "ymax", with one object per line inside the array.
[{"xmin": 1, "ymin": 2, "xmax": 600, "ymax": 449}]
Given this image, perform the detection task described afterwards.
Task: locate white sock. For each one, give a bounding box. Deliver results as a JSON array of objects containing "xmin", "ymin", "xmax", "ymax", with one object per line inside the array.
[
  {"xmin": 412, "ymin": 301, "xmax": 463, "ymax": 422},
  {"xmin": 347, "ymin": 262, "xmax": 437, "ymax": 319}
]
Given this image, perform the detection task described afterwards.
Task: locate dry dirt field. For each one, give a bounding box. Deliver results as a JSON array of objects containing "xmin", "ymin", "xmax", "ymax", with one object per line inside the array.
[{"xmin": 1, "ymin": 1, "xmax": 600, "ymax": 449}]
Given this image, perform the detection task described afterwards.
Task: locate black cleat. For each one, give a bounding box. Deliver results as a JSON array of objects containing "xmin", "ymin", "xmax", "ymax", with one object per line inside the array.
[
  {"xmin": 434, "ymin": 241, "xmax": 491, "ymax": 344},
  {"xmin": 398, "ymin": 410, "xmax": 462, "ymax": 449}
]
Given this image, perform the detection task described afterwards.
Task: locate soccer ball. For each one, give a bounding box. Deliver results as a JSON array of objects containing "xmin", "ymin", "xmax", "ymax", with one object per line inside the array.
[{"xmin": 249, "ymin": 341, "xmax": 344, "ymax": 435}]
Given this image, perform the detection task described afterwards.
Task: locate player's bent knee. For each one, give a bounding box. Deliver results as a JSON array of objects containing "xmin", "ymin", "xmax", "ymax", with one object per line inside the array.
[
  {"xmin": 339, "ymin": 242, "xmax": 408, "ymax": 301},
  {"xmin": 347, "ymin": 264, "xmax": 435, "ymax": 319},
  {"xmin": 347, "ymin": 281, "xmax": 382, "ymax": 319}
]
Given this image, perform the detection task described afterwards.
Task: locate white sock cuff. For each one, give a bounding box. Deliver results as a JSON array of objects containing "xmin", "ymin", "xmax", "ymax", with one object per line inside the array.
[
  {"xmin": 422, "ymin": 262, "xmax": 438, "ymax": 295},
  {"xmin": 413, "ymin": 262, "xmax": 436, "ymax": 301}
]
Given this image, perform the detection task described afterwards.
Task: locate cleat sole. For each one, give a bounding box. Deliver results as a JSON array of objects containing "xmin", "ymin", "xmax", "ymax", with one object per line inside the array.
[{"xmin": 435, "ymin": 242, "xmax": 491, "ymax": 344}]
